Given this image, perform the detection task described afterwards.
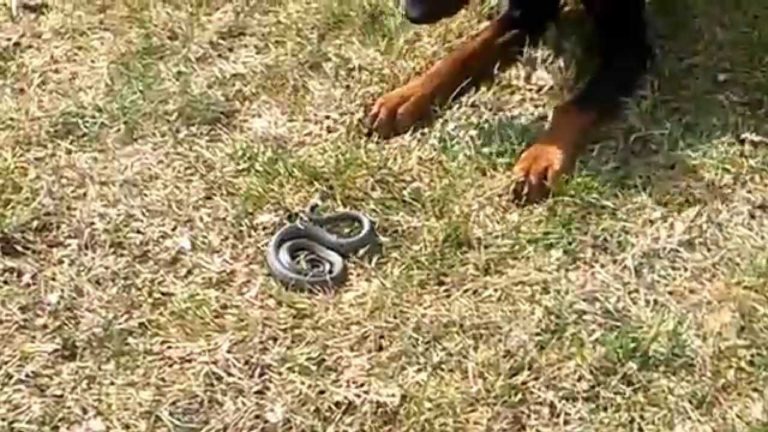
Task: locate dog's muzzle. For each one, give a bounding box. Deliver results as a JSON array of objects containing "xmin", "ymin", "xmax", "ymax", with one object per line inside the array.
[{"xmin": 403, "ymin": 0, "xmax": 469, "ymax": 24}]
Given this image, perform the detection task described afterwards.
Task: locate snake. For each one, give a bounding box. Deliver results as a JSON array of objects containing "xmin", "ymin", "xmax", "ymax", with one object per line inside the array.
[{"xmin": 266, "ymin": 210, "xmax": 379, "ymax": 290}]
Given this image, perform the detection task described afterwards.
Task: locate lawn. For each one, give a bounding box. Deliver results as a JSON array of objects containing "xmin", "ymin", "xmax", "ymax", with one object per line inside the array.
[{"xmin": 1, "ymin": 0, "xmax": 767, "ymax": 430}]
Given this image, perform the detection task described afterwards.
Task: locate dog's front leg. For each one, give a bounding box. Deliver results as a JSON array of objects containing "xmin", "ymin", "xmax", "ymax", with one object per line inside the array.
[
  {"xmin": 366, "ymin": 0, "xmax": 561, "ymax": 138},
  {"xmin": 512, "ymin": 0, "xmax": 652, "ymax": 204},
  {"xmin": 365, "ymin": 18, "xmax": 514, "ymax": 138}
]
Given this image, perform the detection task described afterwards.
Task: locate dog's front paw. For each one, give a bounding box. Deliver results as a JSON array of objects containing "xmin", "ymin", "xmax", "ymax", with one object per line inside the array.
[
  {"xmin": 511, "ymin": 142, "xmax": 576, "ymax": 205},
  {"xmin": 365, "ymin": 80, "xmax": 434, "ymax": 139}
]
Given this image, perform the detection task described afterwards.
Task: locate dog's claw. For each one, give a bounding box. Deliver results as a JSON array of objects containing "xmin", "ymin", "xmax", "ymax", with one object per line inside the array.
[
  {"xmin": 511, "ymin": 142, "xmax": 575, "ymax": 205},
  {"xmin": 366, "ymin": 82, "xmax": 434, "ymax": 139}
]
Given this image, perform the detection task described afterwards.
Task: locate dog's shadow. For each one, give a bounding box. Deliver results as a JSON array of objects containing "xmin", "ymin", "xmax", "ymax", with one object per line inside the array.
[
  {"xmin": 465, "ymin": 0, "xmax": 768, "ymax": 204},
  {"xmin": 577, "ymin": 0, "xmax": 767, "ymax": 202}
]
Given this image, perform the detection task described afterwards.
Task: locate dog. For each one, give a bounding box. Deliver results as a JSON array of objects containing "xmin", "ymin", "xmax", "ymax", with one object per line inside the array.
[{"xmin": 365, "ymin": 0, "xmax": 652, "ymax": 204}]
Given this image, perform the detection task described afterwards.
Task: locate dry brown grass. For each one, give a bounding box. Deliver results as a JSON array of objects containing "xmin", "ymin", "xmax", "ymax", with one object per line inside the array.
[{"xmin": 1, "ymin": 0, "xmax": 768, "ymax": 430}]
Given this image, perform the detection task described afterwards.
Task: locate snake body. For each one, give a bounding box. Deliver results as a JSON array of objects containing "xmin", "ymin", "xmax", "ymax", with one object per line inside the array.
[{"xmin": 266, "ymin": 211, "xmax": 378, "ymax": 290}]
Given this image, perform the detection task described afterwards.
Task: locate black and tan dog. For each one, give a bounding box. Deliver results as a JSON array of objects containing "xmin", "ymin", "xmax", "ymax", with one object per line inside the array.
[{"xmin": 365, "ymin": 0, "xmax": 652, "ymax": 203}]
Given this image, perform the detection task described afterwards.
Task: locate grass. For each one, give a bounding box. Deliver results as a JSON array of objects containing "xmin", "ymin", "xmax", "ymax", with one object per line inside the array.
[{"xmin": 1, "ymin": 0, "xmax": 768, "ymax": 430}]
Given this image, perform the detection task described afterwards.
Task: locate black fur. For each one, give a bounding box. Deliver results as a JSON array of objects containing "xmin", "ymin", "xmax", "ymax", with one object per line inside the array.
[
  {"xmin": 497, "ymin": 0, "xmax": 561, "ymax": 38},
  {"xmin": 571, "ymin": 0, "xmax": 652, "ymax": 115}
]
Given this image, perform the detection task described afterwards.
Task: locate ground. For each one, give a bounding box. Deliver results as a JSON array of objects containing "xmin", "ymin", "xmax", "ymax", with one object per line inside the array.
[{"xmin": 1, "ymin": 0, "xmax": 767, "ymax": 431}]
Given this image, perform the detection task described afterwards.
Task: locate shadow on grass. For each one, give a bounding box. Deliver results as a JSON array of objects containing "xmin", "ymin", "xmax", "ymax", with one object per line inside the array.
[{"xmin": 575, "ymin": 0, "xmax": 768, "ymax": 202}]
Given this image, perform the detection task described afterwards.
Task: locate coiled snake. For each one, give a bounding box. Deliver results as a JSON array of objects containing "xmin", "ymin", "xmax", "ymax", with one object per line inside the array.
[{"xmin": 266, "ymin": 207, "xmax": 379, "ymax": 290}]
